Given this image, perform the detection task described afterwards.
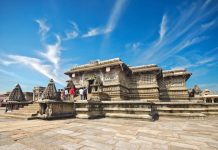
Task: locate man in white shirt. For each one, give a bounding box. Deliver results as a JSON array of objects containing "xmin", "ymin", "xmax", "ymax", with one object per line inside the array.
[{"xmin": 79, "ymin": 88, "xmax": 84, "ymax": 100}]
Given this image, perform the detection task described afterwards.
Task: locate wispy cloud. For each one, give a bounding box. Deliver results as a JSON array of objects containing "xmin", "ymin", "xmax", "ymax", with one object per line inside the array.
[
  {"xmin": 201, "ymin": 19, "xmax": 217, "ymax": 29},
  {"xmin": 170, "ymin": 47, "xmax": 218, "ymax": 70},
  {"xmin": 0, "ymin": 68, "xmax": 20, "ymax": 79},
  {"xmin": 137, "ymin": 1, "xmax": 218, "ymax": 65},
  {"xmin": 125, "ymin": 42, "xmax": 142, "ymax": 50},
  {"xmin": 1, "ymin": 19, "xmax": 66, "ymax": 86},
  {"xmin": 0, "ymin": 59, "xmax": 16, "ymax": 66},
  {"xmin": 159, "ymin": 14, "xmax": 167, "ymax": 42},
  {"xmin": 171, "ymin": 56, "xmax": 217, "ymax": 70},
  {"xmin": 35, "ymin": 19, "xmax": 50, "ymax": 40},
  {"xmin": 6, "ymin": 55, "xmax": 65, "ymax": 85},
  {"xmin": 106, "ymin": 0, "xmax": 127, "ymax": 33},
  {"xmin": 82, "ymin": 27, "xmax": 111, "ymax": 38},
  {"xmin": 65, "ymin": 31, "xmax": 79, "ymax": 40},
  {"xmin": 64, "ymin": 21, "xmax": 79, "ymax": 40},
  {"xmin": 82, "ymin": 0, "xmax": 127, "ymax": 38},
  {"xmin": 38, "ymin": 34, "xmax": 62, "ymax": 72}
]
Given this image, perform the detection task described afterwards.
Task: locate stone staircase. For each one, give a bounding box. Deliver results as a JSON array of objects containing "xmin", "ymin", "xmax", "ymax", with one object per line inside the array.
[
  {"xmin": 0, "ymin": 103, "xmax": 39, "ymax": 120},
  {"xmin": 155, "ymin": 102, "xmax": 218, "ymax": 118}
]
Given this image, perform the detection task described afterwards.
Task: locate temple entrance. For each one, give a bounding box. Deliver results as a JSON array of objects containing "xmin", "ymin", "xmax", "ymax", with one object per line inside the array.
[{"xmin": 88, "ymin": 79, "xmax": 94, "ymax": 93}]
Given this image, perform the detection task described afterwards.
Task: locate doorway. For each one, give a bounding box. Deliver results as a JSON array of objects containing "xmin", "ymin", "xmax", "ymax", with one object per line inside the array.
[{"xmin": 88, "ymin": 79, "xmax": 94, "ymax": 93}]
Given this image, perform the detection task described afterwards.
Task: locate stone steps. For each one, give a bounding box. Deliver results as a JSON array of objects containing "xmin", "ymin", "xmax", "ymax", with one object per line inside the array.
[
  {"xmin": 159, "ymin": 112, "xmax": 206, "ymax": 118},
  {"xmin": 105, "ymin": 113, "xmax": 151, "ymax": 120},
  {"xmin": 13, "ymin": 109, "xmax": 39, "ymax": 113},
  {"xmin": 0, "ymin": 113, "xmax": 28, "ymax": 119},
  {"xmin": 0, "ymin": 103, "xmax": 39, "ymax": 120},
  {"xmin": 0, "ymin": 107, "xmax": 6, "ymax": 110},
  {"xmin": 6, "ymin": 112, "xmax": 37, "ymax": 116},
  {"xmin": 157, "ymin": 108, "xmax": 218, "ymax": 111},
  {"xmin": 202, "ymin": 112, "xmax": 218, "ymax": 115}
]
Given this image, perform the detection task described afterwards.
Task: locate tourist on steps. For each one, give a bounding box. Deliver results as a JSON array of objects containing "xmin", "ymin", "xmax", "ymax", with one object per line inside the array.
[
  {"xmin": 83, "ymin": 87, "xmax": 88, "ymax": 100},
  {"xmin": 79, "ymin": 88, "xmax": 84, "ymax": 100},
  {"xmin": 65, "ymin": 89, "xmax": 69, "ymax": 100},
  {"xmin": 69, "ymin": 87, "xmax": 75, "ymax": 101}
]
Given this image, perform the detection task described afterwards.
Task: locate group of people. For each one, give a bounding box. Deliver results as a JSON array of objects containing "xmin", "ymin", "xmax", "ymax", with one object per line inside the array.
[{"xmin": 61, "ymin": 87, "xmax": 88, "ymax": 101}]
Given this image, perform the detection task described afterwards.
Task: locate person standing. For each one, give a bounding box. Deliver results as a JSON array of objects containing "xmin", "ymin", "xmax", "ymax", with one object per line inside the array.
[
  {"xmin": 79, "ymin": 88, "xmax": 84, "ymax": 100},
  {"xmin": 83, "ymin": 87, "xmax": 88, "ymax": 100},
  {"xmin": 69, "ymin": 87, "xmax": 75, "ymax": 101},
  {"xmin": 65, "ymin": 89, "xmax": 69, "ymax": 100}
]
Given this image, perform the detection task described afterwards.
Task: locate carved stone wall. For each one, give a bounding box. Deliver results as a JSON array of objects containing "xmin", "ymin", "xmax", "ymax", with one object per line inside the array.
[
  {"xmin": 160, "ymin": 76, "xmax": 189, "ymax": 100},
  {"xmin": 128, "ymin": 73, "xmax": 159, "ymax": 100},
  {"xmin": 103, "ymin": 68, "xmax": 120, "ymax": 86}
]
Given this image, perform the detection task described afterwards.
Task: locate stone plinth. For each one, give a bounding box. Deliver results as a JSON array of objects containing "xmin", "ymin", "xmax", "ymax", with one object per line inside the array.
[
  {"xmin": 38, "ymin": 100, "xmax": 75, "ymax": 119},
  {"xmin": 75, "ymin": 100, "xmax": 218, "ymax": 119}
]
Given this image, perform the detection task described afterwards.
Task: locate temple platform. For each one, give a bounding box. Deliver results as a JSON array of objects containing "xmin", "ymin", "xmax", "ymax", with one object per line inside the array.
[
  {"xmin": 1, "ymin": 99, "xmax": 218, "ymax": 120},
  {"xmin": 74, "ymin": 100, "xmax": 218, "ymax": 120}
]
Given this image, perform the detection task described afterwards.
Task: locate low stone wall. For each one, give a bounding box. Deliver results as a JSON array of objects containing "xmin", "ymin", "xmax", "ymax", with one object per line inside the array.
[{"xmin": 38, "ymin": 100, "xmax": 75, "ymax": 119}]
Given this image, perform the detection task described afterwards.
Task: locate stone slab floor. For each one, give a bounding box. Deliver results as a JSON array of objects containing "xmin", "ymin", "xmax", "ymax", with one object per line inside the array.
[{"xmin": 0, "ymin": 117, "xmax": 218, "ymax": 150}]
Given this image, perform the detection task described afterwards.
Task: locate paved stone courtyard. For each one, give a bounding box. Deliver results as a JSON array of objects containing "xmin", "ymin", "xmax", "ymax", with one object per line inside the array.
[{"xmin": 0, "ymin": 117, "xmax": 218, "ymax": 150}]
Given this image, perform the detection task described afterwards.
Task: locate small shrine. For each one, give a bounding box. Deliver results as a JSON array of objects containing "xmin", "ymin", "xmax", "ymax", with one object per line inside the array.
[
  {"xmin": 38, "ymin": 79, "xmax": 74, "ymax": 119},
  {"xmin": 5, "ymin": 84, "xmax": 31, "ymax": 111}
]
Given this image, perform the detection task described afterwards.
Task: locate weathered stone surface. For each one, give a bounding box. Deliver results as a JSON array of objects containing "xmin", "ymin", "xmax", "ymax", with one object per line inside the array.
[{"xmin": 0, "ymin": 117, "xmax": 218, "ymax": 150}]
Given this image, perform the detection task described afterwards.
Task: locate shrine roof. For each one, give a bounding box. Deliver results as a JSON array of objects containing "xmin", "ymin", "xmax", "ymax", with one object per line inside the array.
[
  {"xmin": 163, "ymin": 69, "xmax": 192, "ymax": 80},
  {"xmin": 129, "ymin": 64, "xmax": 161, "ymax": 73},
  {"xmin": 65, "ymin": 58, "xmax": 125, "ymax": 74}
]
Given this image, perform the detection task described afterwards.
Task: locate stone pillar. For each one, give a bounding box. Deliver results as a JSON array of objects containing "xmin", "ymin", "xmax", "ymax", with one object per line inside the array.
[
  {"xmin": 212, "ymin": 98, "xmax": 215, "ymax": 103},
  {"xmin": 33, "ymin": 90, "xmax": 35, "ymax": 102}
]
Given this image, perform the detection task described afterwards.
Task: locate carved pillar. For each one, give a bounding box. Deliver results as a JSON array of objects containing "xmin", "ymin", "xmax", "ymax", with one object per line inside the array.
[{"xmin": 212, "ymin": 98, "xmax": 215, "ymax": 103}]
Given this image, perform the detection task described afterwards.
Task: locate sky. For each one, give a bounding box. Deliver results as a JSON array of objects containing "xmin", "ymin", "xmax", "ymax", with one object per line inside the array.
[{"xmin": 0, "ymin": 0, "xmax": 218, "ymax": 93}]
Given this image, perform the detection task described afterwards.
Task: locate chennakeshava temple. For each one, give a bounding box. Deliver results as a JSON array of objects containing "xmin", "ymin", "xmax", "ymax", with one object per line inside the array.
[{"xmin": 65, "ymin": 58, "xmax": 191, "ymax": 101}]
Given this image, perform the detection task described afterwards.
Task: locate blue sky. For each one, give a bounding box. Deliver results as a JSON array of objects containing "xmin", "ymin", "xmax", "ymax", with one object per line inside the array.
[{"xmin": 0, "ymin": 0, "xmax": 218, "ymax": 93}]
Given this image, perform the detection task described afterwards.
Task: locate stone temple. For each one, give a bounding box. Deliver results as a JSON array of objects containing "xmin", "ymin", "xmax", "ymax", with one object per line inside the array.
[
  {"xmin": 65, "ymin": 58, "xmax": 191, "ymax": 101},
  {"xmin": 1, "ymin": 58, "xmax": 217, "ymax": 121}
]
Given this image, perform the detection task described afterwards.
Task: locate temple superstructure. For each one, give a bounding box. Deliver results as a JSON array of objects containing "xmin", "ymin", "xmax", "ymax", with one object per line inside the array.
[
  {"xmin": 7, "ymin": 84, "xmax": 26, "ymax": 102},
  {"xmin": 42, "ymin": 79, "xmax": 59, "ymax": 100},
  {"xmin": 65, "ymin": 58, "xmax": 191, "ymax": 101}
]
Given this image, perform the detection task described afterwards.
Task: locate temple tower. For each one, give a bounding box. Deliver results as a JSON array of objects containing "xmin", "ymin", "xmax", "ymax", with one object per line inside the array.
[
  {"xmin": 7, "ymin": 84, "xmax": 26, "ymax": 102},
  {"xmin": 42, "ymin": 79, "xmax": 59, "ymax": 100}
]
